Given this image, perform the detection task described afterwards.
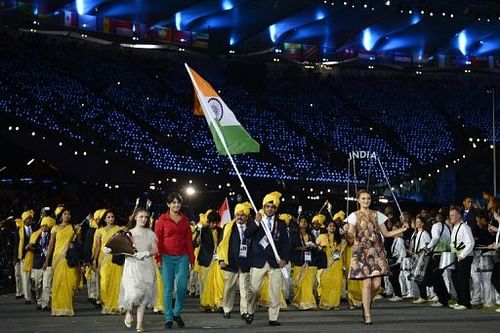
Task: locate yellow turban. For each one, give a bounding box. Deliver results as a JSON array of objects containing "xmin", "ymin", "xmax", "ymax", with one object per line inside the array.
[
  {"xmin": 15, "ymin": 218, "xmax": 23, "ymax": 228},
  {"xmin": 41, "ymin": 216, "xmax": 56, "ymax": 229},
  {"xmin": 279, "ymin": 213, "xmax": 292, "ymax": 225},
  {"xmin": 262, "ymin": 191, "xmax": 282, "ymax": 208},
  {"xmin": 312, "ymin": 214, "xmax": 326, "ymax": 225},
  {"xmin": 21, "ymin": 210, "xmax": 34, "ymax": 222},
  {"xmin": 333, "ymin": 210, "xmax": 346, "ymax": 221},
  {"xmin": 54, "ymin": 205, "xmax": 65, "ymax": 218},
  {"xmin": 234, "ymin": 202, "xmax": 252, "ymax": 216}
]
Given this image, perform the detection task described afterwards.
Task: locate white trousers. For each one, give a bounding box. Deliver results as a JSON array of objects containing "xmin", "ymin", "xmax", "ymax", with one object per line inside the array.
[
  {"xmin": 222, "ymin": 270, "xmax": 251, "ymax": 314},
  {"xmin": 32, "ymin": 268, "xmax": 52, "ymax": 308},
  {"xmin": 248, "ymin": 263, "xmax": 282, "ymax": 321},
  {"xmin": 14, "ymin": 261, "xmax": 22, "ymax": 296},
  {"xmin": 87, "ymin": 270, "xmax": 99, "ymax": 300},
  {"xmin": 20, "ymin": 259, "xmax": 32, "ymax": 301},
  {"xmin": 471, "ymin": 254, "xmax": 495, "ymax": 306}
]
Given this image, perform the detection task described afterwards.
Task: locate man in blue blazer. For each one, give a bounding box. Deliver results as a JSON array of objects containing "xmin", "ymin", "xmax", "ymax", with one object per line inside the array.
[{"xmin": 244, "ymin": 192, "xmax": 290, "ymax": 326}]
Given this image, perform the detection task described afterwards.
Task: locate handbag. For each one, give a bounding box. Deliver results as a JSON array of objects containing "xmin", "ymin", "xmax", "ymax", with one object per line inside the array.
[{"xmin": 66, "ymin": 240, "xmax": 82, "ymax": 268}]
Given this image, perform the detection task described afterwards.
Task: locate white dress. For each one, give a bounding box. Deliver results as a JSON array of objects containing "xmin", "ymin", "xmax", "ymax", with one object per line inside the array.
[{"xmin": 119, "ymin": 227, "xmax": 157, "ymax": 310}]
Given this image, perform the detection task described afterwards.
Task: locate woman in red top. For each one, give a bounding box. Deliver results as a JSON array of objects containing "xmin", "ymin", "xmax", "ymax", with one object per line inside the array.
[{"xmin": 155, "ymin": 192, "xmax": 194, "ymax": 329}]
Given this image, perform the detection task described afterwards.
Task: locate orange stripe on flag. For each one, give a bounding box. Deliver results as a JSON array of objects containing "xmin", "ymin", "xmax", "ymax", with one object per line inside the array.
[{"xmin": 188, "ymin": 66, "xmax": 219, "ymax": 97}]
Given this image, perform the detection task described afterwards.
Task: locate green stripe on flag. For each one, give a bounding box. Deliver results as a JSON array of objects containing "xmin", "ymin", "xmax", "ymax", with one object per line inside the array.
[{"xmin": 209, "ymin": 121, "xmax": 260, "ymax": 155}]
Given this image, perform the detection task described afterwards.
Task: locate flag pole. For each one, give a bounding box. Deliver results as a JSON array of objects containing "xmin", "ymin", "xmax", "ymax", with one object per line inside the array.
[
  {"xmin": 185, "ymin": 64, "xmax": 288, "ymax": 279},
  {"xmin": 376, "ymin": 157, "xmax": 404, "ymax": 218}
]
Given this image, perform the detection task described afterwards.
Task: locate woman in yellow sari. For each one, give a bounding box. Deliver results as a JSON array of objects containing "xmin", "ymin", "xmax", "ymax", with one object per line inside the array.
[
  {"xmin": 198, "ymin": 211, "xmax": 224, "ymax": 311},
  {"xmin": 316, "ymin": 221, "xmax": 343, "ymax": 310},
  {"xmin": 92, "ymin": 210, "xmax": 124, "ymax": 314},
  {"xmin": 290, "ymin": 216, "xmax": 318, "ymax": 310},
  {"xmin": 44, "ymin": 208, "xmax": 81, "ymax": 316}
]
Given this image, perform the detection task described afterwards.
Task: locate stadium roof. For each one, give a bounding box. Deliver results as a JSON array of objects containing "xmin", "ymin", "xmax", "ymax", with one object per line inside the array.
[{"xmin": 8, "ymin": 0, "xmax": 500, "ymax": 56}]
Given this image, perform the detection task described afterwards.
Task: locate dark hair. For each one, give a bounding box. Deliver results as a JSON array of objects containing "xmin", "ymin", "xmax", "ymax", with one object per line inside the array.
[
  {"xmin": 326, "ymin": 220, "xmax": 342, "ymax": 244},
  {"xmin": 415, "ymin": 214, "xmax": 431, "ymax": 232},
  {"xmin": 98, "ymin": 210, "xmax": 114, "ymax": 228},
  {"xmin": 435, "ymin": 212, "xmax": 446, "ymax": 223},
  {"xmin": 475, "ymin": 209, "xmax": 489, "ymax": 221},
  {"xmin": 166, "ymin": 192, "xmax": 183, "ymax": 204},
  {"xmin": 356, "ymin": 189, "xmax": 371, "ymax": 199},
  {"xmin": 127, "ymin": 208, "xmax": 150, "ymax": 230},
  {"xmin": 56, "ymin": 207, "xmax": 71, "ymax": 225},
  {"xmin": 207, "ymin": 211, "xmax": 221, "ymax": 224}
]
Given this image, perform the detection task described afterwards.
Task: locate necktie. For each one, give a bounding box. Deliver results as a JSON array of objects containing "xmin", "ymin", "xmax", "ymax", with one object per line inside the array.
[{"xmin": 239, "ymin": 225, "xmax": 245, "ymax": 242}]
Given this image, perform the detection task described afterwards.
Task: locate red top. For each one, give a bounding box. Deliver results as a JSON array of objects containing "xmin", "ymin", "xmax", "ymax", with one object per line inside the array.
[{"xmin": 155, "ymin": 212, "xmax": 194, "ymax": 264}]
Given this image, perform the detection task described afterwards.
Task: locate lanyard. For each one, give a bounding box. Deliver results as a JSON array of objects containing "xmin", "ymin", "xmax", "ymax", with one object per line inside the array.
[
  {"xmin": 266, "ymin": 217, "xmax": 279, "ymax": 239},
  {"xmin": 299, "ymin": 232, "xmax": 309, "ymax": 247}
]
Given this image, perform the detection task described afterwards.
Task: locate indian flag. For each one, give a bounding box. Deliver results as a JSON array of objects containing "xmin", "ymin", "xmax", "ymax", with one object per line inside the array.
[
  {"xmin": 218, "ymin": 197, "xmax": 231, "ymax": 227},
  {"xmin": 185, "ymin": 64, "xmax": 260, "ymax": 156}
]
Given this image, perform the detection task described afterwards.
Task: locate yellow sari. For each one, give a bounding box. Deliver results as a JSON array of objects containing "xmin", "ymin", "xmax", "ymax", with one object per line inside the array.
[
  {"xmin": 199, "ymin": 229, "xmax": 224, "ymax": 311},
  {"xmin": 291, "ymin": 234, "xmax": 318, "ymax": 310},
  {"xmin": 51, "ymin": 224, "xmax": 80, "ymax": 316},
  {"xmin": 97, "ymin": 225, "xmax": 124, "ymax": 314},
  {"xmin": 153, "ymin": 263, "xmax": 164, "ymax": 313},
  {"xmin": 317, "ymin": 234, "xmax": 343, "ymax": 309}
]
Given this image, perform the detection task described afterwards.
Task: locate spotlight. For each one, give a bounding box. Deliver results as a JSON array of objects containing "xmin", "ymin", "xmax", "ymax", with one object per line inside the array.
[
  {"xmin": 185, "ymin": 186, "xmax": 196, "ymax": 196},
  {"xmin": 384, "ymin": 0, "xmax": 391, "ymax": 6}
]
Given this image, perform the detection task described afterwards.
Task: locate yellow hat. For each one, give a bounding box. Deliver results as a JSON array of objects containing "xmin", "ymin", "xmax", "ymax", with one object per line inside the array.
[
  {"xmin": 21, "ymin": 210, "xmax": 34, "ymax": 222},
  {"xmin": 312, "ymin": 214, "xmax": 326, "ymax": 225},
  {"xmin": 15, "ymin": 218, "xmax": 23, "ymax": 228},
  {"xmin": 279, "ymin": 213, "xmax": 292, "ymax": 225},
  {"xmin": 234, "ymin": 202, "xmax": 252, "ymax": 216},
  {"xmin": 41, "ymin": 216, "xmax": 56, "ymax": 229},
  {"xmin": 333, "ymin": 210, "xmax": 346, "ymax": 221},
  {"xmin": 262, "ymin": 191, "xmax": 282, "ymax": 208},
  {"xmin": 54, "ymin": 205, "xmax": 65, "ymax": 218}
]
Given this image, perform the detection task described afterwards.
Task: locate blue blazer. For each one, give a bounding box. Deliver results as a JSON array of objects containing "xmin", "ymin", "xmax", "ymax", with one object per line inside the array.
[
  {"xmin": 244, "ymin": 217, "xmax": 290, "ymax": 269},
  {"xmin": 222, "ymin": 223, "xmax": 250, "ymax": 273}
]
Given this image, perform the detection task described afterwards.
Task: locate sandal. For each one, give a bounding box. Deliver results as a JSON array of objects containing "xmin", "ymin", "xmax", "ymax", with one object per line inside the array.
[
  {"xmin": 124, "ymin": 313, "xmax": 133, "ymax": 328},
  {"xmin": 364, "ymin": 313, "xmax": 372, "ymax": 325}
]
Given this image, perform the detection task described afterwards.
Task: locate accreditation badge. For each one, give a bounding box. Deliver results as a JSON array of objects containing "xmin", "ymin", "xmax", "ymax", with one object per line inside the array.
[
  {"xmin": 239, "ymin": 244, "xmax": 248, "ymax": 258},
  {"xmin": 259, "ymin": 236, "xmax": 270, "ymax": 249}
]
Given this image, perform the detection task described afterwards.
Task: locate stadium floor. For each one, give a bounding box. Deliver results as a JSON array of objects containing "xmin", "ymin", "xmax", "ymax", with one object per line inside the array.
[{"xmin": 0, "ymin": 290, "xmax": 498, "ymax": 333}]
